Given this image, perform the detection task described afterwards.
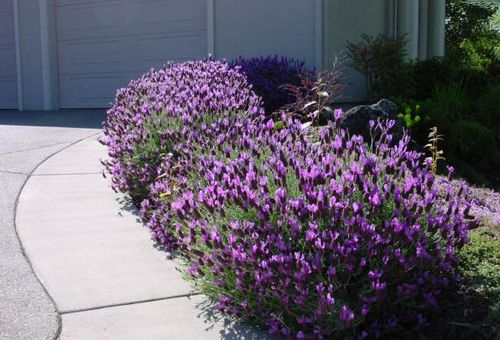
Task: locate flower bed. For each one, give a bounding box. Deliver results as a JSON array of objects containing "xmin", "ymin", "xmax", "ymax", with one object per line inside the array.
[{"xmin": 101, "ymin": 58, "xmax": 477, "ymax": 338}]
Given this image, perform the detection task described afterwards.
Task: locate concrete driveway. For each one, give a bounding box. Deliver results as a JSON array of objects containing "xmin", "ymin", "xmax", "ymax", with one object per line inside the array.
[
  {"xmin": 0, "ymin": 110, "xmax": 105, "ymax": 340},
  {"xmin": 1, "ymin": 110, "xmax": 272, "ymax": 340}
]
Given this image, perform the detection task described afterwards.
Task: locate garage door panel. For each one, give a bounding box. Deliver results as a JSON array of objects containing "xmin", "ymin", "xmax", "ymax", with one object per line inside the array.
[
  {"xmin": 0, "ymin": 14, "xmax": 15, "ymax": 43},
  {"xmin": 58, "ymin": 39, "xmax": 125, "ymax": 75},
  {"xmin": 0, "ymin": 2, "xmax": 14, "ymax": 13},
  {"xmin": 56, "ymin": 1, "xmax": 124, "ymax": 41},
  {"xmin": 128, "ymin": 0, "xmax": 206, "ymax": 34},
  {"xmin": 59, "ymin": 74, "xmax": 127, "ymax": 108},
  {"xmin": 132, "ymin": 32, "xmax": 207, "ymax": 69},
  {"xmin": 0, "ymin": 49, "xmax": 17, "ymax": 76},
  {"xmin": 56, "ymin": 0, "xmax": 208, "ymax": 108},
  {"xmin": 59, "ymin": 31, "xmax": 207, "ymax": 76},
  {"xmin": 0, "ymin": 84, "xmax": 17, "ymax": 106},
  {"xmin": 0, "ymin": 1, "xmax": 17, "ymax": 109},
  {"xmin": 0, "ymin": 79, "xmax": 17, "ymax": 108},
  {"xmin": 56, "ymin": 0, "xmax": 121, "ymax": 4}
]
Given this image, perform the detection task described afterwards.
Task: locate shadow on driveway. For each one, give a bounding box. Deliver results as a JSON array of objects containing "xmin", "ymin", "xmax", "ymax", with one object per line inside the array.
[
  {"xmin": 0, "ymin": 109, "xmax": 106, "ymax": 340},
  {"xmin": 0, "ymin": 109, "xmax": 107, "ymax": 129}
]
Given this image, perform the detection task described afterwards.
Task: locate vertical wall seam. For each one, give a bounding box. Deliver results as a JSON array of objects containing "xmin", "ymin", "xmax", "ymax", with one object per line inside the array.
[
  {"xmin": 52, "ymin": 0, "xmax": 61, "ymax": 109},
  {"xmin": 13, "ymin": 0, "xmax": 23, "ymax": 111},
  {"xmin": 207, "ymin": 0, "xmax": 215, "ymax": 57},
  {"xmin": 315, "ymin": 0, "xmax": 323, "ymax": 70}
]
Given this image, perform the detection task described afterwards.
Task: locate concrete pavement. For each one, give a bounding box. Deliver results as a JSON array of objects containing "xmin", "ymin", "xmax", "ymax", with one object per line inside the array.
[
  {"xmin": 15, "ymin": 133, "xmax": 272, "ymax": 338},
  {"xmin": 17, "ymin": 138, "xmax": 193, "ymax": 313},
  {"xmin": 0, "ymin": 110, "xmax": 105, "ymax": 340}
]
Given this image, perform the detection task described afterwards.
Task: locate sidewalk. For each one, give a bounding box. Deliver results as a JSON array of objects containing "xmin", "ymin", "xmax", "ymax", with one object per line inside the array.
[
  {"xmin": 16, "ymin": 136, "xmax": 271, "ymax": 339},
  {"xmin": 0, "ymin": 110, "xmax": 105, "ymax": 340}
]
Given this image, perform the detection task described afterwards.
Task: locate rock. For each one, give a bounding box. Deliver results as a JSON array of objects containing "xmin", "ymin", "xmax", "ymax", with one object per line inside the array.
[{"xmin": 339, "ymin": 99, "xmax": 404, "ymax": 142}]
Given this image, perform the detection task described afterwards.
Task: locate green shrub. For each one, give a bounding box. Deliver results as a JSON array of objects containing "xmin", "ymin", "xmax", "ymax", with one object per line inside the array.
[
  {"xmin": 425, "ymin": 226, "xmax": 500, "ymax": 339},
  {"xmin": 412, "ymin": 57, "xmax": 454, "ymax": 100},
  {"xmin": 346, "ymin": 34, "xmax": 414, "ymax": 101},
  {"xmin": 446, "ymin": 0, "xmax": 500, "ymax": 70},
  {"xmin": 477, "ymin": 84, "xmax": 500, "ymax": 136},
  {"xmin": 448, "ymin": 119, "xmax": 498, "ymax": 167},
  {"xmin": 444, "ymin": 0, "xmax": 500, "ymax": 98},
  {"xmin": 412, "ymin": 83, "xmax": 500, "ymax": 187},
  {"xmin": 424, "ymin": 83, "xmax": 470, "ymax": 124}
]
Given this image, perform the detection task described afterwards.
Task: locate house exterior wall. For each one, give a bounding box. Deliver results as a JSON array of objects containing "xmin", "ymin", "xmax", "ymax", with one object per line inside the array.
[
  {"xmin": 324, "ymin": 0, "xmax": 388, "ymax": 102},
  {"xmin": 214, "ymin": 0, "xmax": 317, "ymax": 67},
  {"xmin": 323, "ymin": 0, "xmax": 447, "ymax": 102},
  {"xmin": 427, "ymin": 0, "xmax": 446, "ymax": 57},
  {"xmin": 7, "ymin": 0, "xmax": 446, "ymax": 111}
]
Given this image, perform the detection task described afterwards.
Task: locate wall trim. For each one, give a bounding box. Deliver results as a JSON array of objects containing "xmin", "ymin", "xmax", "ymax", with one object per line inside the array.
[
  {"xmin": 39, "ymin": 0, "xmax": 59, "ymax": 110},
  {"xmin": 418, "ymin": 0, "xmax": 429, "ymax": 60},
  {"xmin": 386, "ymin": 0, "xmax": 397, "ymax": 38},
  {"xmin": 207, "ymin": 0, "xmax": 215, "ymax": 57},
  {"xmin": 398, "ymin": 0, "xmax": 420, "ymax": 59},
  {"xmin": 315, "ymin": 0, "xmax": 323, "ymax": 69},
  {"xmin": 13, "ymin": 0, "xmax": 23, "ymax": 111},
  {"xmin": 428, "ymin": 0, "xmax": 445, "ymax": 57},
  {"xmin": 39, "ymin": 0, "xmax": 51, "ymax": 110}
]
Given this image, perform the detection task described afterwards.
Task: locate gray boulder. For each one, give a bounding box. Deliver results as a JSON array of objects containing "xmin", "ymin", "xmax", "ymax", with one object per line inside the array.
[{"xmin": 339, "ymin": 99, "xmax": 404, "ymax": 142}]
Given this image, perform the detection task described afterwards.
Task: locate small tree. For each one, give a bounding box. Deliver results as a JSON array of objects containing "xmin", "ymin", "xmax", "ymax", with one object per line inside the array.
[
  {"xmin": 346, "ymin": 34, "xmax": 413, "ymax": 101},
  {"xmin": 446, "ymin": 0, "xmax": 499, "ymax": 72}
]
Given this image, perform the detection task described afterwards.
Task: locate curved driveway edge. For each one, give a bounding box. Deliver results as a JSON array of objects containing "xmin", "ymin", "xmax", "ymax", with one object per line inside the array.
[
  {"xmin": 0, "ymin": 110, "xmax": 104, "ymax": 340},
  {"xmin": 16, "ymin": 137, "xmax": 272, "ymax": 339}
]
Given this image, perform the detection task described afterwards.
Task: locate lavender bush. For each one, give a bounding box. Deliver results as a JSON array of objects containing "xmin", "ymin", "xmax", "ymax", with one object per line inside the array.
[
  {"xmin": 100, "ymin": 59, "xmax": 263, "ymax": 202},
  {"xmin": 166, "ymin": 116, "xmax": 476, "ymax": 338},
  {"xmin": 231, "ymin": 55, "xmax": 314, "ymax": 115},
  {"xmin": 101, "ymin": 59, "xmax": 477, "ymax": 338}
]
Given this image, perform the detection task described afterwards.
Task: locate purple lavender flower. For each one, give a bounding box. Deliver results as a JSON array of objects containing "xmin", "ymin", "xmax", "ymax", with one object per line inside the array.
[{"xmin": 102, "ymin": 58, "xmax": 476, "ymax": 339}]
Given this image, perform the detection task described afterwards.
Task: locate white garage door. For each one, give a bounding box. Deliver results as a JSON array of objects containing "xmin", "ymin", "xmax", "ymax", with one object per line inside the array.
[
  {"xmin": 0, "ymin": 2, "xmax": 18, "ymax": 109},
  {"xmin": 56, "ymin": 0, "xmax": 207, "ymax": 108}
]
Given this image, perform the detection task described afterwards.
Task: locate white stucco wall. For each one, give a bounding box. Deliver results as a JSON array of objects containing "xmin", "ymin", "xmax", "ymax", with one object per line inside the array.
[
  {"xmin": 398, "ymin": 0, "xmax": 420, "ymax": 59},
  {"xmin": 324, "ymin": 0, "xmax": 388, "ymax": 102},
  {"xmin": 427, "ymin": 0, "xmax": 446, "ymax": 57},
  {"xmin": 214, "ymin": 0, "xmax": 317, "ymax": 67}
]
